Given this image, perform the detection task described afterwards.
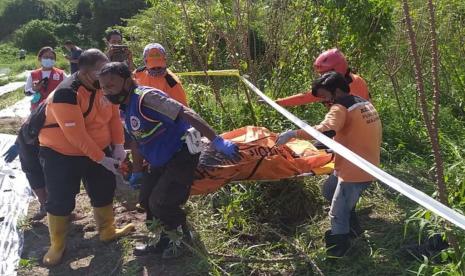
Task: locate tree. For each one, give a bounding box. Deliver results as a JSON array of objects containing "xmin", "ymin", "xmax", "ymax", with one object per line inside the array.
[{"xmin": 13, "ymin": 20, "xmax": 58, "ymax": 51}]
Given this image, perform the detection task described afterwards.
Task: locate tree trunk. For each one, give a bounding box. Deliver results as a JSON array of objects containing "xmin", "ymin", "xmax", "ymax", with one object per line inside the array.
[{"xmin": 402, "ymin": 0, "xmax": 462, "ymax": 268}]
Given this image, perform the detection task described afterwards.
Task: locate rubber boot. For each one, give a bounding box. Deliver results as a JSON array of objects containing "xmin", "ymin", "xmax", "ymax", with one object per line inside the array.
[
  {"xmin": 134, "ymin": 231, "xmax": 170, "ymax": 256},
  {"xmin": 162, "ymin": 225, "xmax": 190, "ymax": 259},
  {"xmin": 93, "ymin": 204, "xmax": 135, "ymax": 242},
  {"xmin": 43, "ymin": 214, "xmax": 69, "ymax": 266},
  {"xmin": 325, "ymin": 230, "xmax": 350, "ymax": 258},
  {"xmin": 349, "ymin": 209, "xmax": 363, "ymax": 238}
]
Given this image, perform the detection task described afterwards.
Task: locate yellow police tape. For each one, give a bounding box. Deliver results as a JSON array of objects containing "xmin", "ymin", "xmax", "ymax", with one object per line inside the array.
[{"xmin": 175, "ymin": 69, "xmax": 240, "ymax": 77}]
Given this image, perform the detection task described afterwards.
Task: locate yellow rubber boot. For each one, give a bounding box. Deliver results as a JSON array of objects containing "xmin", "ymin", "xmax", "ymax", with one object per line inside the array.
[
  {"xmin": 43, "ymin": 214, "xmax": 69, "ymax": 266},
  {"xmin": 93, "ymin": 204, "xmax": 135, "ymax": 242}
]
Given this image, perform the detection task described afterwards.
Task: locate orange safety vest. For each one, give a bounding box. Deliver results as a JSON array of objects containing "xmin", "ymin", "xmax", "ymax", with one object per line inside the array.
[{"xmin": 134, "ymin": 67, "xmax": 188, "ymax": 106}]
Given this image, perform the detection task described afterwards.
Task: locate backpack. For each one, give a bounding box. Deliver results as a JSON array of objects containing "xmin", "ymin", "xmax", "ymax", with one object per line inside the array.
[{"xmin": 21, "ymin": 88, "xmax": 96, "ymax": 146}]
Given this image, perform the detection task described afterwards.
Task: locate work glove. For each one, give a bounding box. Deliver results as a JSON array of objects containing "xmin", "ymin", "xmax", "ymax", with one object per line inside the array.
[
  {"xmin": 129, "ymin": 172, "xmax": 144, "ymax": 190},
  {"xmin": 112, "ymin": 144, "xmax": 126, "ymax": 161},
  {"xmin": 3, "ymin": 144, "xmax": 19, "ymax": 163},
  {"xmin": 276, "ymin": 130, "xmax": 297, "ymax": 145},
  {"xmin": 98, "ymin": 156, "xmax": 120, "ymax": 175},
  {"xmin": 212, "ymin": 136, "xmax": 240, "ymax": 161}
]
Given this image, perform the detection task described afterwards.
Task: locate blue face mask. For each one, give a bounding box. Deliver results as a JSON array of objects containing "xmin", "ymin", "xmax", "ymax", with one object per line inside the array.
[{"xmin": 41, "ymin": 58, "xmax": 56, "ymax": 68}]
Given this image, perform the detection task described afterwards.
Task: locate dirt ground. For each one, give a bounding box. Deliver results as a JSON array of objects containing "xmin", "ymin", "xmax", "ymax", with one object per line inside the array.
[{"xmin": 17, "ymin": 187, "xmax": 209, "ymax": 276}]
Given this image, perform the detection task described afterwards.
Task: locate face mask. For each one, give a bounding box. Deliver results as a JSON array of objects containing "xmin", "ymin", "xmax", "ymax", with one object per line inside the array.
[
  {"xmin": 147, "ymin": 67, "xmax": 166, "ymax": 77},
  {"xmin": 105, "ymin": 78, "xmax": 131, "ymax": 105},
  {"xmin": 41, "ymin": 58, "xmax": 55, "ymax": 68}
]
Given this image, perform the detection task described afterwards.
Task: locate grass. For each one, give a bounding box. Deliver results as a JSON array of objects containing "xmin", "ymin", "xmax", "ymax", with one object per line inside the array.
[
  {"xmin": 0, "ymin": 87, "xmax": 24, "ymax": 119},
  {"xmin": 1, "ymin": 58, "xmax": 459, "ymax": 275},
  {"xmin": 0, "ymin": 43, "xmax": 71, "ymax": 78},
  {"xmin": 18, "ymin": 257, "xmax": 38, "ymax": 270},
  {"xmin": 182, "ymin": 176, "xmax": 425, "ymax": 275},
  {"xmin": 0, "ymin": 87, "xmax": 24, "ymax": 134}
]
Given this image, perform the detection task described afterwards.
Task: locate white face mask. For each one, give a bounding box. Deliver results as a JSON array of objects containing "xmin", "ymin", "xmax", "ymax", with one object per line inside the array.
[{"xmin": 41, "ymin": 58, "xmax": 56, "ymax": 68}]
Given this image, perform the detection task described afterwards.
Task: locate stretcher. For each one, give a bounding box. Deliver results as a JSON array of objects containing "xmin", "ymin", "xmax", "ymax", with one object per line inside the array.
[{"xmin": 190, "ymin": 126, "xmax": 334, "ymax": 195}]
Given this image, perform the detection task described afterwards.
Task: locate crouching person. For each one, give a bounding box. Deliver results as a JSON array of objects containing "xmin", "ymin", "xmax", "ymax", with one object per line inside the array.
[
  {"xmin": 98, "ymin": 62, "xmax": 239, "ymax": 259},
  {"xmin": 38, "ymin": 49, "xmax": 135, "ymax": 266},
  {"xmin": 276, "ymin": 71, "xmax": 382, "ymax": 257}
]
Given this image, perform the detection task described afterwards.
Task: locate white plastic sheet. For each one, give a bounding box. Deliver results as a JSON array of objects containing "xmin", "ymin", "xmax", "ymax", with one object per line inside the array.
[
  {"xmin": 0, "ymin": 97, "xmax": 31, "ymax": 119},
  {"xmin": 0, "ymin": 83, "xmax": 24, "ymax": 97},
  {"xmin": 0, "ymin": 134, "xmax": 32, "ymax": 276}
]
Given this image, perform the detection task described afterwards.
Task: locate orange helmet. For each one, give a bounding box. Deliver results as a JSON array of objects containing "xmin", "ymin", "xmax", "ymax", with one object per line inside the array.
[{"xmin": 313, "ymin": 48, "xmax": 348, "ymax": 75}]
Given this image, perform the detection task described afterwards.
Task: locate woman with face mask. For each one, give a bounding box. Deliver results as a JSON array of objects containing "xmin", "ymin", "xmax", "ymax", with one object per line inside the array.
[
  {"xmin": 24, "ymin": 47, "xmax": 66, "ymax": 111},
  {"xmin": 6, "ymin": 47, "xmax": 67, "ymax": 221}
]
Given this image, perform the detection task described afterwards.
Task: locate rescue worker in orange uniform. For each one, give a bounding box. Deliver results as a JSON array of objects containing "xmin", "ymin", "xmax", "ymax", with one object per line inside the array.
[
  {"xmin": 128, "ymin": 43, "xmax": 189, "ymax": 188},
  {"xmin": 276, "ymin": 71, "xmax": 382, "ymax": 257},
  {"xmin": 134, "ymin": 43, "xmax": 188, "ymax": 106},
  {"xmin": 274, "ymin": 48, "xmax": 370, "ymax": 106},
  {"xmin": 274, "ymin": 49, "xmax": 373, "ymax": 233},
  {"xmin": 38, "ymin": 49, "xmax": 134, "ymax": 266}
]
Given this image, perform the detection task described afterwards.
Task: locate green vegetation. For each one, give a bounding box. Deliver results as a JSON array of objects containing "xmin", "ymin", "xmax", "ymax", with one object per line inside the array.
[
  {"xmin": 0, "ymin": 0, "xmax": 148, "ymax": 49},
  {"xmin": 2, "ymin": 0, "xmax": 465, "ymax": 275}
]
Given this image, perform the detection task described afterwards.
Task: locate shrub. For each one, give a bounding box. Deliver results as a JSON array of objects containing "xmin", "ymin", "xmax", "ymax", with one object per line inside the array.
[{"xmin": 13, "ymin": 19, "xmax": 58, "ymax": 51}]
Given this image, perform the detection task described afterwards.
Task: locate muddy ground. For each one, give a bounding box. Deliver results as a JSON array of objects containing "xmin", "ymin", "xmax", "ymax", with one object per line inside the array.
[{"xmin": 17, "ymin": 188, "xmax": 210, "ymax": 276}]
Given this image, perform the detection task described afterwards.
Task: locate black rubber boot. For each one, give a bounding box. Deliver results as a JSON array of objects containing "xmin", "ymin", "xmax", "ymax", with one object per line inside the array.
[
  {"xmin": 133, "ymin": 232, "xmax": 170, "ymax": 256},
  {"xmin": 161, "ymin": 226, "xmax": 191, "ymax": 259},
  {"xmin": 349, "ymin": 209, "xmax": 364, "ymax": 239},
  {"xmin": 325, "ymin": 230, "xmax": 351, "ymax": 258}
]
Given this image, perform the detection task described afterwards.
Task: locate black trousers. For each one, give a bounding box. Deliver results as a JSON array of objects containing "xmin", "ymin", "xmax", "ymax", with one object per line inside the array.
[
  {"xmin": 39, "ymin": 147, "xmax": 116, "ymax": 216},
  {"xmin": 139, "ymin": 145, "xmax": 199, "ymax": 230},
  {"xmin": 17, "ymin": 135, "xmax": 45, "ymax": 190}
]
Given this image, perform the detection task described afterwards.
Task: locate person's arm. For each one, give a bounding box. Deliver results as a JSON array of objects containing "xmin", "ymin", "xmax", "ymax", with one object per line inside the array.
[
  {"xmin": 276, "ymin": 104, "xmax": 347, "ymax": 145},
  {"xmin": 141, "ymin": 91, "xmax": 239, "ymax": 159},
  {"xmin": 24, "ymin": 73, "xmax": 34, "ymax": 95},
  {"xmin": 142, "ymin": 91, "xmax": 216, "ymax": 140},
  {"xmin": 295, "ymin": 104, "xmax": 347, "ymax": 140},
  {"xmin": 49, "ymin": 90, "xmax": 105, "ymax": 162},
  {"xmin": 109, "ymin": 104, "xmax": 125, "ymax": 145},
  {"xmin": 275, "ymin": 91, "xmax": 321, "ymax": 107},
  {"xmin": 126, "ymin": 49, "xmax": 135, "ymax": 72},
  {"xmin": 178, "ymin": 108, "xmax": 217, "ymax": 140}
]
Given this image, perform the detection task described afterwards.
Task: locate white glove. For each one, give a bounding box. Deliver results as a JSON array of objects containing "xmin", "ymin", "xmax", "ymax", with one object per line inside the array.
[
  {"xmin": 98, "ymin": 156, "xmax": 120, "ymax": 175},
  {"xmin": 276, "ymin": 130, "xmax": 297, "ymax": 145},
  {"xmin": 112, "ymin": 144, "xmax": 126, "ymax": 161}
]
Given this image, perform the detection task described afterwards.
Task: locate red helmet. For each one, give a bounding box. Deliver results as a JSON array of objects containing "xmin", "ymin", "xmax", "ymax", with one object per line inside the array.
[{"xmin": 313, "ymin": 48, "xmax": 348, "ymax": 75}]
